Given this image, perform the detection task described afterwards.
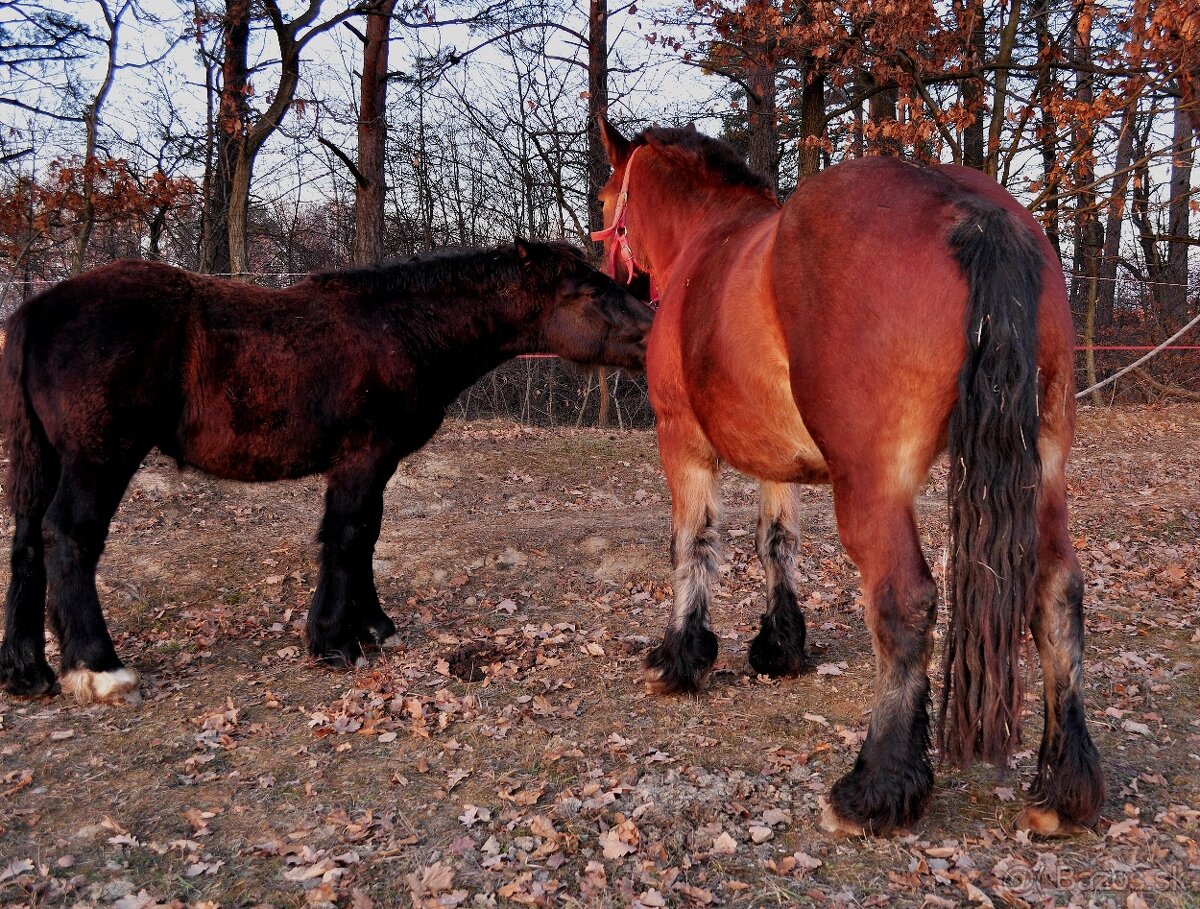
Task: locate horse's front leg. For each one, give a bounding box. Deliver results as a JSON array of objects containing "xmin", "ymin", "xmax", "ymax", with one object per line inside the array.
[
  {"xmin": 307, "ymin": 444, "xmax": 401, "ymax": 667},
  {"xmin": 644, "ymin": 420, "xmax": 721, "ymax": 694},
  {"xmin": 747, "ymin": 481, "xmax": 808, "ymax": 677},
  {"xmin": 336, "ymin": 466, "xmax": 399, "ymax": 648},
  {"xmin": 821, "ymin": 482, "xmax": 937, "ymax": 836}
]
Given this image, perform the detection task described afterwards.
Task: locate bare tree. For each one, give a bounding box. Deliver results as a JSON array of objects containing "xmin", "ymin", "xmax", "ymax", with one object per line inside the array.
[
  {"xmin": 1161, "ymin": 94, "xmax": 1195, "ymax": 328},
  {"xmin": 71, "ymin": 0, "xmax": 128, "ymax": 274},
  {"xmin": 317, "ymin": 0, "xmax": 398, "ymax": 265},
  {"xmin": 203, "ymin": 0, "xmax": 370, "ymax": 278}
]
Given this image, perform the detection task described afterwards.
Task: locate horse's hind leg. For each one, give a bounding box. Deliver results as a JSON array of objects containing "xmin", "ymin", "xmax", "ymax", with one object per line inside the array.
[
  {"xmin": 748, "ymin": 481, "xmax": 808, "ymax": 677},
  {"xmin": 644, "ymin": 420, "xmax": 721, "ymax": 694},
  {"xmin": 822, "ymin": 481, "xmax": 937, "ymax": 836},
  {"xmin": 45, "ymin": 459, "xmax": 142, "ymax": 705},
  {"xmin": 0, "ymin": 478, "xmax": 58, "ymax": 696},
  {"xmin": 307, "ymin": 443, "xmax": 402, "ymax": 667},
  {"xmin": 1018, "ymin": 439, "xmax": 1104, "ymax": 834}
]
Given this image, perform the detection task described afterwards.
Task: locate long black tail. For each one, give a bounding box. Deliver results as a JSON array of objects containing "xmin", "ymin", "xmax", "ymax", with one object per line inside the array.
[
  {"xmin": 939, "ymin": 202, "xmax": 1043, "ymax": 768},
  {"xmin": 2, "ymin": 305, "xmax": 56, "ymax": 518}
]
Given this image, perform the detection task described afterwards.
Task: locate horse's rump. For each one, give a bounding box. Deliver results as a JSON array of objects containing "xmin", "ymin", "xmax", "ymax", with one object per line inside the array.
[
  {"xmin": 655, "ymin": 213, "xmax": 828, "ymax": 483},
  {"xmin": 12, "ymin": 262, "xmax": 193, "ymax": 460}
]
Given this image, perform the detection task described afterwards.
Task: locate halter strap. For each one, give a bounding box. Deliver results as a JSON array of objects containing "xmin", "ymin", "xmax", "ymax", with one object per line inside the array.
[{"xmin": 591, "ymin": 146, "xmax": 660, "ymax": 305}]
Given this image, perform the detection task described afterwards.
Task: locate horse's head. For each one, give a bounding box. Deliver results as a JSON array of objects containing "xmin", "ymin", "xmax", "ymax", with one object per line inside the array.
[
  {"xmin": 594, "ymin": 118, "xmax": 652, "ymax": 288},
  {"xmin": 595, "ymin": 118, "xmax": 777, "ymax": 289},
  {"xmin": 517, "ymin": 239, "xmax": 653, "ymax": 372}
]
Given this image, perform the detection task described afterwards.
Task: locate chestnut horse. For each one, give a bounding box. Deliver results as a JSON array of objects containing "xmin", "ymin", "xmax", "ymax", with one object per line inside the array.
[
  {"xmin": 595, "ymin": 120, "xmax": 1103, "ymax": 836},
  {"xmin": 0, "ymin": 240, "xmax": 652, "ymax": 706}
]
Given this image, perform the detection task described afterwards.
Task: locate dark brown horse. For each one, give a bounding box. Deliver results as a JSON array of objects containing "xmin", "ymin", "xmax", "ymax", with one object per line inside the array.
[
  {"xmin": 0, "ymin": 240, "xmax": 652, "ymax": 706},
  {"xmin": 594, "ymin": 120, "xmax": 1104, "ymax": 837}
]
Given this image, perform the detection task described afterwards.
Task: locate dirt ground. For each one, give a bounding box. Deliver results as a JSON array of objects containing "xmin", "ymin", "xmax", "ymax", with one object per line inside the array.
[{"xmin": 1, "ymin": 405, "xmax": 1198, "ymax": 909}]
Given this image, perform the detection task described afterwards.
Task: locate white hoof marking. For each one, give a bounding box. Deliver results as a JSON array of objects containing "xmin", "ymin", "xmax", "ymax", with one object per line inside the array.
[
  {"xmin": 1015, "ymin": 805, "xmax": 1085, "ymax": 837},
  {"xmin": 818, "ymin": 804, "xmax": 866, "ymax": 838},
  {"xmin": 61, "ymin": 668, "xmax": 141, "ymax": 706},
  {"xmin": 380, "ymin": 634, "xmax": 403, "ymax": 650}
]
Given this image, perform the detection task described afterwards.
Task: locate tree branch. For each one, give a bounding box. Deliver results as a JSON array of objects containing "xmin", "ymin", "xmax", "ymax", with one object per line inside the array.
[
  {"xmin": 1132, "ymin": 367, "xmax": 1200, "ymax": 400},
  {"xmin": 0, "ymin": 97, "xmax": 84, "ymax": 122},
  {"xmin": 317, "ymin": 134, "xmax": 368, "ymax": 187}
]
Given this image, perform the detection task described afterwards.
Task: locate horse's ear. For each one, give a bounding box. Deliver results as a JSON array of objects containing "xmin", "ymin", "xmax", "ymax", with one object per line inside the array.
[
  {"xmin": 598, "ymin": 115, "xmax": 631, "ymax": 167},
  {"xmin": 684, "ymin": 122, "xmax": 698, "ymax": 133},
  {"xmin": 514, "ymin": 237, "xmax": 533, "ymax": 265}
]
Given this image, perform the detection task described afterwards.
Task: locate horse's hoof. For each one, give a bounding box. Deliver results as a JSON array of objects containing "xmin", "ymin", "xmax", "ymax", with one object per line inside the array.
[
  {"xmin": 642, "ymin": 664, "xmax": 705, "ymax": 696},
  {"xmin": 380, "ymin": 634, "xmax": 403, "ymax": 650},
  {"xmin": 308, "ymin": 638, "xmax": 365, "ymax": 669},
  {"xmin": 827, "ymin": 757, "xmax": 932, "ymax": 837},
  {"xmin": 0, "ymin": 656, "xmax": 59, "ymax": 698},
  {"xmin": 642, "ymin": 627, "xmax": 717, "ymax": 696},
  {"xmin": 61, "ymin": 668, "xmax": 141, "ymax": 706},
  {"xmin": 748, "ymin": 609, "xmax": 808, "ymax": 678},
  {"xmin": 819, "ymin": 804, "xmax": 866, "ymax": 837},
  {"xmin": 1015, "ymin": 805, "xmax": 1088, "ymax": 837},
  {"xmin": 746, "ymin": 638, "xmax": 808, "ymax": 678}
]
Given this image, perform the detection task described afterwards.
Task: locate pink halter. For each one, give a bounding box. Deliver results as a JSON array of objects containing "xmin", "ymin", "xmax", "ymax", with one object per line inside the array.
[{"xmin": 591, "ymin": 146, "xmax": 659, "ymax": 305}]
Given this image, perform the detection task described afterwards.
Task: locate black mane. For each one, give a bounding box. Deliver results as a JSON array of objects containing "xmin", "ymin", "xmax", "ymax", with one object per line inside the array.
[
  {"xmin": 308, "ymin": 241, "xmax": 588, "ymax": 298},
  {"xmin": 636, "ymin": 127, "xmax": 775, "ymax": 195}
]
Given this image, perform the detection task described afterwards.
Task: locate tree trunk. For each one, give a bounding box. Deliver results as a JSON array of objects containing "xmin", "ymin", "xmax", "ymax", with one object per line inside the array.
[
  {"xmin": 1161, "ymin": 95, "xmax": 1195, "ymax": 328},
  {"xmin": 71, "ymin": 0, "xmax": 120, "ymax": 275},
  {"xmin": 219, "ymin": 0, "xmax": 354, "ymax": 277},
  {"xmin": 1131, "ymin": 143, "xmax": 1164, "ymax": 295},
  {"xmin": 197, "ymin": 6, "xmax": 218, "ymax": 271},
  {"xmin": 597, "ymin": 372, "xmax": 611, "ymax": 428},
  {"xmin": 985, "ymin": 0, "xmax": 1023, "ymax": 178},
  {"xmin": 1082, "ymin": 270, "xmax": 1101, "ymax": 405},
  {"xmin": 227, "ymin": 151, "xmax": 254, "ymax": 279},
  {"xmin": 586, "ymin": 0, "xmax": 609, "ymax": 246},
  {"xmin": 353, "ymin": 0, "xmax": 396, "ymax": 266},
  {"xmin": 587, "ymin": 0, "xmax": 612, "ymax": 426},
  {"xmin": 202, "ymin": 0, "xmax": 250, "ymax": 276},
  {"xmin": 869, "ymin": 80, "xmax": 900, "ymax": 156},
  {"xmin": 1069, "ymin": 0, "xmax": 1103, "ymax": 328},
  {"xmin": 147, "ymin": 206, "xmax": 166, "ymax": 260},
  {"xmin": 852, "ymin": 79, "xmax": 865, "ymax": 159},
  {"xmin": 960, "ymin": 0, "xmax": 985, "ymax": 170},
  {"xmin": 1097, "ymin": 102, "xmax": 1136, "ymax": 327},
  {"xmin": 797, "ymin": 56, "xmax": 824, "ymax": 181},
  {"xmin": 1035, "ymin": 0, "xmax": 1061, "ymax": 256},
  {"xmin": 744, "ymin": 5, "xmax": 778, "ymax": 191}
]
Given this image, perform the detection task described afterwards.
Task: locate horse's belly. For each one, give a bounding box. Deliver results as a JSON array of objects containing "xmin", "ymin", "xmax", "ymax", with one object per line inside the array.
[
  {"xmin": 697, "ymin": 371, "xmax": 828, "ymax": 484},
  {"xmin": 170, "ymin": 402, "xmax": 333, "ymax": 482},
  {"xmin": 171, "ymin": 428, "xmax": 328, "ymax": 482}
]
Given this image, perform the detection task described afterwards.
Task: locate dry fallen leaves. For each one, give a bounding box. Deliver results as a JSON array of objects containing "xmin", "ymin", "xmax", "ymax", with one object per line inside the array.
[{"xmin": 405, "ymin": 860, "xmax": 466, "ymax": 908}]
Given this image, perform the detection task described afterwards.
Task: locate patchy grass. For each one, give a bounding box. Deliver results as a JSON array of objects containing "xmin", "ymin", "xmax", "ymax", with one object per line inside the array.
[{"xmin": 1, "ymin": 406, "xmax": 1199, "ymax": 908}]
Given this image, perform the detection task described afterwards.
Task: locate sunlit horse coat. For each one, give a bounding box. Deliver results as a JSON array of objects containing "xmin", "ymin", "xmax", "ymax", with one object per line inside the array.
[{"xmin": 594, "ymin": 119, "xmax": 1103, "ymax": 837}]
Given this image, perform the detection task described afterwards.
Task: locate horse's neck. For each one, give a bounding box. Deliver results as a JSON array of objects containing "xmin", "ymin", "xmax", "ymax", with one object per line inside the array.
[
  {"xmin": 399, "ymin": 282, "xmax": 536, "ymax": 383},
  {"xmin": 636, "ymin": 186, "xmax": 776, "ymax": 286}
]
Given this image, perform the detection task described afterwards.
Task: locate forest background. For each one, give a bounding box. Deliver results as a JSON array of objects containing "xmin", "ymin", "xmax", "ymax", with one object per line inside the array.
[{"xmin": 1, "ymin": 0, "xmax": 1197, "ymax": 425}]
